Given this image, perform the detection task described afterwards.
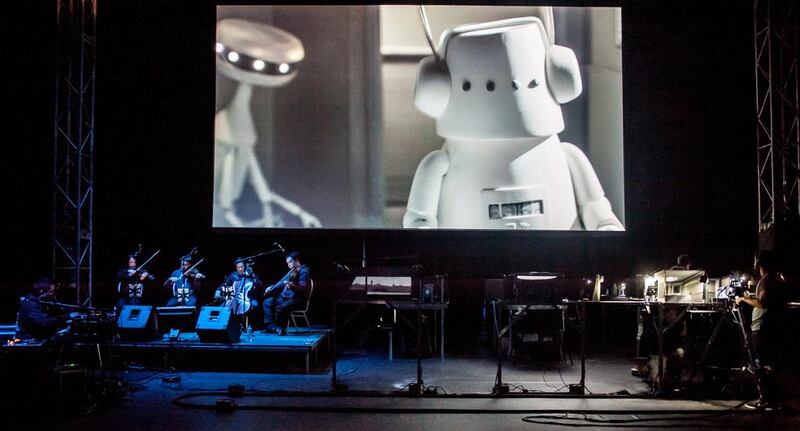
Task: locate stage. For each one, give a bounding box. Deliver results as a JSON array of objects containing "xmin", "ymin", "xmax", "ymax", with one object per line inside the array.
[{"xmin": 107, "ymin": 328, "xmax": 331, "ymax": 373}]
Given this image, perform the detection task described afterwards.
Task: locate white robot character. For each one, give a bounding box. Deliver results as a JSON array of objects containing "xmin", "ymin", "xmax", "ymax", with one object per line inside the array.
[
  {"xmin": 404, "ymin": 15, "xmax": 623, "ymax": 231},
  {"xmin": 214, "ymin": 18, "xmax": 321, "ymax": 228}
]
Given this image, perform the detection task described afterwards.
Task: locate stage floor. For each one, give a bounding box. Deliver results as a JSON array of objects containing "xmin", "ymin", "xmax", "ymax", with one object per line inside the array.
[
  {"xmin": 49, "ymin": 355, "xmax": 800, "ymax": 431},
  {"xmin": 6, "ymin": 346, "xmax": 800, "ymax": 429}
]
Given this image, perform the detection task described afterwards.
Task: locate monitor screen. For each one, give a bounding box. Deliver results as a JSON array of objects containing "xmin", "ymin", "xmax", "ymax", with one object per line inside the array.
[{"xmin": 214, "ymin": 5, "xmax": 624, "ymax": 231}]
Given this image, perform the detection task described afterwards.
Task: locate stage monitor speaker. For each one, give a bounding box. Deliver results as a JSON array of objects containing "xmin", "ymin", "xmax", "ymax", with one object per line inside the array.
[
  {"xmin": 117, "ymin": 305, "xmax": 158, "ymax": 341},
  {"xmin": 196, "ymin": 306, "xmax": 241, "ymax": 343}
]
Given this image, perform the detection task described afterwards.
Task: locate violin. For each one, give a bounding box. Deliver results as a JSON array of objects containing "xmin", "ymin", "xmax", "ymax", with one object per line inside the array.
[
  {"xmin": 265, "ymin": 267, "xmax": 299, "ymax": 295},
  {"xmin": 127, "ymin": 268, "xmax": 155, "ymax": 281},
  {"xmin": 129, "ymin": 249, "xmax": 160, "ymax": 281},
  {"xmin": 167, "ymin": 258, "xmax": 206, "ymax": 282},
  {"xmin": 184, "ymin": 268, "xmax": 206, "ymax": 280}
]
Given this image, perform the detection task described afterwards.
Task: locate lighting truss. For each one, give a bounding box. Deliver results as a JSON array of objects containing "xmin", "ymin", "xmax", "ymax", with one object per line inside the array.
[
  {"xmin": 754, "ymin": 0, "xmax": 800, "ymax": 232},
  {"xmin": 53, "ymin": 0, "xmax": 96, "ymax": 305}
]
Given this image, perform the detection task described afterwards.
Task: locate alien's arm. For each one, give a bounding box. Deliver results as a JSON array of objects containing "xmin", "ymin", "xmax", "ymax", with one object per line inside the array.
[
  {"xmin": 561, "ymin": 143, "xmax": 623, "ymax": 231},
  {"xmin": 403, "ymin": 150, "xmax": 450, "ymax": 228}
]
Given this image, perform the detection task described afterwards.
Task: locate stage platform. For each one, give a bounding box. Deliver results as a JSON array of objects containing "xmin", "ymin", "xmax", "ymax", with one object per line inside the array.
[{"xmin": 107, "ymin": 327, "xmax": 331, "ymax": 373}]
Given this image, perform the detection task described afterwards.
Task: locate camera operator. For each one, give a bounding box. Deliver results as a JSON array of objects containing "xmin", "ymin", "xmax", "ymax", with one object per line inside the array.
[{"xmin": 735, "ymin": 249, "xmax": 789, "ymax": 409}]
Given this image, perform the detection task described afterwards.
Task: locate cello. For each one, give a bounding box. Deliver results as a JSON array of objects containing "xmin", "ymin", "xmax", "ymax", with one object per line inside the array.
[{"xmin": 229, "ymin": 259, "xmax": 255, "ymax": 315}]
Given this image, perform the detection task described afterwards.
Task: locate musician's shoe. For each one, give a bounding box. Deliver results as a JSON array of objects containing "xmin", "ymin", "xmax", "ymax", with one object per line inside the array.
[
  {"xmin": 262, "ymin": 324, "xmax": 278, "ymax": 333},
  {"xmin": 277, "ymin": 327, "xmax": 286, "ymax": 336}
]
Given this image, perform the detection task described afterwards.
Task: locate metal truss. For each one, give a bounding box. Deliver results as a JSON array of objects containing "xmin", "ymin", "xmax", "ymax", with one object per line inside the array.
[
  {"xmin": 754, "ymin": 0, "xmax": 800, "ymax": 233},
  {"xmin": 53, "ymin": 0, "xmax": 96, "ymax": 305}
]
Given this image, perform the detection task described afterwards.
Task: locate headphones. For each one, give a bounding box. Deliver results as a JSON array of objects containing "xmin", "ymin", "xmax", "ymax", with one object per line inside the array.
[{"xmin": 414, "ymin": 14, "xmax": 583, "ymax": 118}]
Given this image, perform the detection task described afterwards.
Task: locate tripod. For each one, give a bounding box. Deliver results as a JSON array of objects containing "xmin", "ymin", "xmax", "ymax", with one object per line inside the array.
[{"xmin": 684, "ymin": 301, "xmax": 766, "ymax": 403}]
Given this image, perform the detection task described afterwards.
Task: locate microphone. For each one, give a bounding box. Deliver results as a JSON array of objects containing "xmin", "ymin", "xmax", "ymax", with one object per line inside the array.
[{"xmin": 273, "ymin": 242, "xmax": 285, "ymax": 252}]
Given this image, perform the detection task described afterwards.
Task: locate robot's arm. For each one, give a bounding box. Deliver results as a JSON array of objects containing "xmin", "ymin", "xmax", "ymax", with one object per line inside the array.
[
  {"xmin": 561, "ymin": 143, "xmax": 623, "ymax": 231},
  {"xmin": 403, "ymin": 150, "xmax": 450, "ymax": 228}
]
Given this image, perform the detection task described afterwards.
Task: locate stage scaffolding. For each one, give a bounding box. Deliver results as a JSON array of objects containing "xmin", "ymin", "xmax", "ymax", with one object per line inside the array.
[
  {"xmin": 53, "ymin": 0, "xmax": 96, "ymax": 305},
  {"xmin": 754, "ymin": 0, "xmax": 800, "ymax": 233}
]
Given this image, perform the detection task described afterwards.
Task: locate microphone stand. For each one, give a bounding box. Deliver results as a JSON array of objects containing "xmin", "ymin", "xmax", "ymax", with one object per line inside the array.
[{"xmin": 234, "ymin": 247, "xmax": 283, "ymax": 265}]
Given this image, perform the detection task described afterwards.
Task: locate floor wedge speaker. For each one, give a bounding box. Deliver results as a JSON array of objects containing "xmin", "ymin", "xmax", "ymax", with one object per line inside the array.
[
  {"xmin": 117, "ymin": 305, "xmax": 158, "ymax": 341},
  {"xmin": 196, "ymin": 306, "xmax": 241, "ymax": 343}
]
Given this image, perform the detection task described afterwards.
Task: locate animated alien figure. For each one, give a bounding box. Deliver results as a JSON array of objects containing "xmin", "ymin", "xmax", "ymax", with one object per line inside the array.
[
  {"xmin": 404, "ymin": 16, "xmax": 623, "ymax": 231},
  {"xmin": 214, "ymin": 18, "xmax": 321, "ymax": 228}
]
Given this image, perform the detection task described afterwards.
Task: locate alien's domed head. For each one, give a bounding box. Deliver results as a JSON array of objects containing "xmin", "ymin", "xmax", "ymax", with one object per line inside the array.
[
  {"xmin": 215, "ymin": 18, "xmax": 304, "ymax": 88},
  {"xmin": 414, "ymin": 17, "xmax": 582, "ymax": 140}
]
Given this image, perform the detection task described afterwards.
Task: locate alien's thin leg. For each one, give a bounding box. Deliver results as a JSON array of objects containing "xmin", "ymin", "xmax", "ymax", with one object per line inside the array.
[
  {"xmin": 217, "ymin": 142, "xmax": 247, "ymax": 227},
  {"xmin": 246, "ymin": 152, "xmax": 276, "ymax": 227}
]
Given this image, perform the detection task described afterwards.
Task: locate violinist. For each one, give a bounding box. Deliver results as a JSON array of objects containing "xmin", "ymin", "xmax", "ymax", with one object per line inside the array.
[
  {"xmin": 116, "ymin": 253, "xmax": 153, "ymax": 308},
  {"xmin": 263, "ymin": 251, "xmax": 310, "ymax": 335},
  {"xmin": 216, "ymin": 258, "xmax": 263, "ymax": 318},
  {"xmin": 164, "ymin": 253, "xmax": 205, "ymax": 306}
]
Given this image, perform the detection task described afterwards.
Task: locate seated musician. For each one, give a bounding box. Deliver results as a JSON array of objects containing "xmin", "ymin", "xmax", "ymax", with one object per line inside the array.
[
  {"xmin": 116, "ymin": 252, "xmax": 152, "ymax": 309},
  {"xmin": 164, "ymin": 253, "xmax": 205, "ymax": 306},
  {"xmin": 15, "ymin": 278, "xmax": 78, "ymax": 341},
  {"xmin": 263, "ymin": 251, "xmax": 310, "ymax": 335},
  {"xmin": 215, "ymin": 258, "xmax": 263, "ymax": 312}
]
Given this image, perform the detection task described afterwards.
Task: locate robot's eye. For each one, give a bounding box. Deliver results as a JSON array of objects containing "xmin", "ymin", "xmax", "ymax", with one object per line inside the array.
[
  {"xmin": 462, "ymin": 81, "xmax": 471, "ymax": 91},
  {"xmin": 528, "ymin": 79, "xmax": 539, "ymax": 89},
  {"xmin": 486, "ymin": 80, "xmax": 495, "ymax": 92},
  {"xmin": 511, "ymin": 80, "xmax": 519, "ymax": 91}
]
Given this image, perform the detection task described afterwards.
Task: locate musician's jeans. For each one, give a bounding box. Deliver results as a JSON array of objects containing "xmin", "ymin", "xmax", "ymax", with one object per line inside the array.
[
  {"xmin": 263, "ymin": 295, "xmax": 297, "ymax": 329},
  {"xmin": 166, "ymin": 296, "xmax": 197, "ymax": 307},
  {"xmin": 116, "ymin": 297, "xmax": 143, "ymax": 310}
]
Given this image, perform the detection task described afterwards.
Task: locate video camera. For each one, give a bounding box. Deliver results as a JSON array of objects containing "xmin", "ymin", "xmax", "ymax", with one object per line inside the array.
[{"xmin": 726, "ymin": 278, "xmax": 747, "ymax": 300}]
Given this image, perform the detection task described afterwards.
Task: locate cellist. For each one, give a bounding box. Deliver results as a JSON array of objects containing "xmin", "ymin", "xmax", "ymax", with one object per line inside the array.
[{"xmin": 216, "ymin": 258, "xmax": 263, "ymax": 320}]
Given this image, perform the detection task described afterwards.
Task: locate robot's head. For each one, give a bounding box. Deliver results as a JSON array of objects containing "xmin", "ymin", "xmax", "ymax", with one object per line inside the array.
[
  {"xmin": 215, "ymin": 18, "xmax": 304, "ymax": 87},
  {"xmin": 414, "ymin": 17, "xmax": 582, "ymax": 140}
]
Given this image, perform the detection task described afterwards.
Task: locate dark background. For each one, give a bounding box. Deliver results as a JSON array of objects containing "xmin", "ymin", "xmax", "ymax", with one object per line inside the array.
[{"xmin": 0, "ymin": 0, "xmax": 757, "ymax": 323}]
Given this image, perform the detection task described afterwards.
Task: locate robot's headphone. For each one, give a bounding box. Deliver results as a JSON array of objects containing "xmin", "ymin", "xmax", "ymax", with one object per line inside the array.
[{"xmin": 414, "ymin": 10, "xmax": 582, "ymax": 118}]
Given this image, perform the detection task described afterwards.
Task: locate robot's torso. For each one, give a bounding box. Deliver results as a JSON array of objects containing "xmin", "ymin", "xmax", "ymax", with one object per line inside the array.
[{"xmin": 437, "ymin": 136, "xmax": 579, "ymax": 230}]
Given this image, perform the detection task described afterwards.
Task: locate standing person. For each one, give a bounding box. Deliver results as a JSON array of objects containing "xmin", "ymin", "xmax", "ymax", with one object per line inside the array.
[
  {"xmin": 164, "ymin": 253, "xmax": 205, "ymax": 306},
  {"xmin": 263, "ymin": 251, "xmax": 310, "ymax": 335},
  {"xmin": 116, "ymin": 253, "xmax": 152, "ymax": 309},
  {"xmin": 736, "ymin": 249, "xmax": 789, "ymax": 410}
]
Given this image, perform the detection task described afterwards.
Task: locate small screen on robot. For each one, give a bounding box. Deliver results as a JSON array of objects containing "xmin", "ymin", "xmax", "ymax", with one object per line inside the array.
[{"xmin": 213, "ymin": 5, "xmax": 624, "ymax": 231}]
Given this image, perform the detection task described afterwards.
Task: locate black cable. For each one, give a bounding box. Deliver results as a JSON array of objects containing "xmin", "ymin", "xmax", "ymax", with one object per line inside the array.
[
  {"xmin": 336, "ymin": 354, "xmax": 368, "ymax": 378},
  {"xmin": 171, "ymin": 390, "xmax": 762, "ymax": 416},
  {"xmin": 521, "ymin": 401, "xmax": 757, "ymax": 427}
]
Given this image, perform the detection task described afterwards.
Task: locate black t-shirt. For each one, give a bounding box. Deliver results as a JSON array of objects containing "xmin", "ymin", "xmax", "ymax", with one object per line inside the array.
[{"xmin": 15, "ymin": 295, "xmax": 68, "ymax": 340}]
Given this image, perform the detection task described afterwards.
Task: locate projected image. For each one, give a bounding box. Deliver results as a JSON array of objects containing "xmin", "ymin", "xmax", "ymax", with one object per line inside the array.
[{"xmin": 214, "ymin": 5, "xmax": 624, "ymax": 230}]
